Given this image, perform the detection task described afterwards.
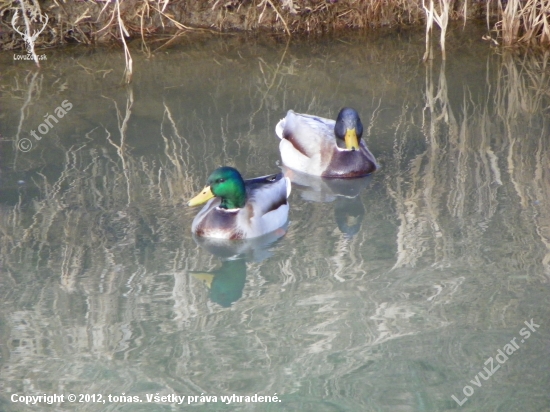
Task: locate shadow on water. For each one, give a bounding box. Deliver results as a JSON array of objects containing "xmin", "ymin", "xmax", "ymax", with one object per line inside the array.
[{"xmin": 0, "ymin": 27, "xmax": 549, "ymax": 411}]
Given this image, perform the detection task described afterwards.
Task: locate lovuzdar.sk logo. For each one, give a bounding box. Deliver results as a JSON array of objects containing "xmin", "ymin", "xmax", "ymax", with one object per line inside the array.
[{"xmin": 11, "ymin": 3, "xmax": 48, "ymax": 67}]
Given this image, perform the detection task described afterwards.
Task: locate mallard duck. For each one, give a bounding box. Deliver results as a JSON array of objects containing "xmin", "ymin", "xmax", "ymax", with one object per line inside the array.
[
  {"xmin": 187, "ymin": 166, "xmax": 291, "ymax": 239},
  {"xmin": 275, "ymin": 107, "xmax": 378, "ymax": 178}
]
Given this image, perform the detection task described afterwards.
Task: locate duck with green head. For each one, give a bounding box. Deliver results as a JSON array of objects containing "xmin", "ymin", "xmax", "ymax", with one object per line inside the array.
[
  {"xmin": 275, "ymin": 107, "xmax": 378, "ymax": 178},
  {"xmin": 188, "ymin": 167, "xmax": 291, "ymax": 239}
]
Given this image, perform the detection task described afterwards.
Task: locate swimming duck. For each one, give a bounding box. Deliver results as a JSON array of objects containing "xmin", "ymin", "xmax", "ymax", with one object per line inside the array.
[
  {"xmin": 188, "ymin": 166, "xmax": 291, "ymax": 239},
  {"xmin": 275, "ymin": 107, "xmax": 378, "ymax": 178}
]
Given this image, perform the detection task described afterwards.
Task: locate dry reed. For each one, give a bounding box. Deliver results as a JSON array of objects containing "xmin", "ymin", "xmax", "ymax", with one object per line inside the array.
[
  {"xmin": 3, "ymin": 1, "xmax": 550, "ymax": 82},
  {"xmin": 2, "ymin": 1, "xmax": 548, "ymax": 49},
  {"xmin": 495, "ymin": 0, "xmax": 550, "ymax": 46}
]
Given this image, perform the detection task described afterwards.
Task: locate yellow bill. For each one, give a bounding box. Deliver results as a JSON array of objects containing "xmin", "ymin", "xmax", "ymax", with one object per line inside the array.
[
  {"xmin": 344, "ymin": 128, "xmax": 359, "ymax": 151},
  {"xmin": 191, "ymin": 272, "xmax": 214, "ymax": 289},
  {"xmin": 346, "ymin": 215, "xmax": 360, "ymax": 227},
  {"xmin": 188, "ymin": 186, "xmax": 215, "ymax": 206}
]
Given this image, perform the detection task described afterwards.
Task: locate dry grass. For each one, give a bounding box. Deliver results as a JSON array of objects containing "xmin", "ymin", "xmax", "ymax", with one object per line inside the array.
[
  {"xmin": 494, "ymin": 0, "xmax": 550, "ymax": 46},
  {"xmin": 2, "ymin": 0, "xmax": 549, "ymax": 82},
  {"xmin": 2, "ymin": 0, "xmax": 548, "ymax": 49}
]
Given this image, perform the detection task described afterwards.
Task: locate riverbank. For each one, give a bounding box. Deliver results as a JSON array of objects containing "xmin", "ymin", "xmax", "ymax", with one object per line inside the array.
[
  {"xmin": 2, "ymin": 0, "xmax": 549, "ymax": 82},
  {"xmin": 3, "ymin": 1, "xmax": 549, "ymax": 47},
  {"xmin": 2, "ymin": 1, "xmax": 453, "ymax": 48}
]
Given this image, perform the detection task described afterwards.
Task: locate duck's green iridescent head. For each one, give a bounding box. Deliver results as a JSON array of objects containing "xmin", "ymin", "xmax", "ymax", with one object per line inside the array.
[
  {"xmin": 334, "ymin": 107, "xmax": 363, "ymax": 151},
  {"xmin": 188, "ymin": 166, "xmax": 246, "ymax": 209}
]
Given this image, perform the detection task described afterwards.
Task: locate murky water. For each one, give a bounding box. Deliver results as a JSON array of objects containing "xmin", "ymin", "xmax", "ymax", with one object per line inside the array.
[{"xmin": 1, "ymin": 26, "xmax": 549, "ymax": 411}]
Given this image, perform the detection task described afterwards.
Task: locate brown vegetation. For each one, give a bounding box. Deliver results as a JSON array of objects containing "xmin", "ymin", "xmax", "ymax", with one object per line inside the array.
[
  {"xmin": 2, "ymin": 0, "xmax": 550, "ymax": 83},
  {"xmin": 2, "ymin": 1, "xmax": 550, "ymax": 51}
]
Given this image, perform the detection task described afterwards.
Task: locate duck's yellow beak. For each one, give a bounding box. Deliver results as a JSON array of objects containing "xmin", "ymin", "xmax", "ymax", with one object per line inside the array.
[
  {"xmin": 344, "ymin": 128, "xmax": 360, "ymax": 151},
  {"xmin": 188, "ymin": 186, "xmax": 215, "ymax": 206},
  {"xmin": 191, "ymin": 272, "xmax": 214, "ymax": 288}
]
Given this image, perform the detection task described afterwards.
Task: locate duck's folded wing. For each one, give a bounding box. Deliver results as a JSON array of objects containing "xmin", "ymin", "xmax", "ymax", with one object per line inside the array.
[
  {"xmin": 276, "ymin": 110, "xmax": 335, "ymax": 158},
  {"xmin": 245, "ymin": 173, "xmax": 291, "ymax": 215}
]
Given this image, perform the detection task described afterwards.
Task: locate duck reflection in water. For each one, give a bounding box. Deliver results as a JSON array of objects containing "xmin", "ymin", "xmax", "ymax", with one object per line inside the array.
[
  {"xmin": 190, "ymin": 226, "xmax": 287, "ymax": 307},
  {"xmin": 190, "ymin": 259, "xmax": 247, "ymax": 308},
  {"xmin": 282, "ymin": 166, "xmax": 372, "ymax": 238}
]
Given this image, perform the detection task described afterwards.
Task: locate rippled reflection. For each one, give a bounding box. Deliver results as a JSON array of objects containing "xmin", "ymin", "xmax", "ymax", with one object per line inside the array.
[
  {"xmin": 283, "ymin": 166, "xmax": 372, "ymax": 238},
  {"xmin": 191, "ymin": 228, "xmax": 287, "ymax": 306},
  {"xmin": 191, "ymin": 259, "xmax": 248, "ymax": 308}
]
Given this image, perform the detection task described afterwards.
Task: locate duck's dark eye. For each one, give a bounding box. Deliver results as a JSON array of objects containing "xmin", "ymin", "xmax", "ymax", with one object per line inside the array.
[{"xmin": 217, "ymin": 178, "xmax": 225, "ymax": 183}]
